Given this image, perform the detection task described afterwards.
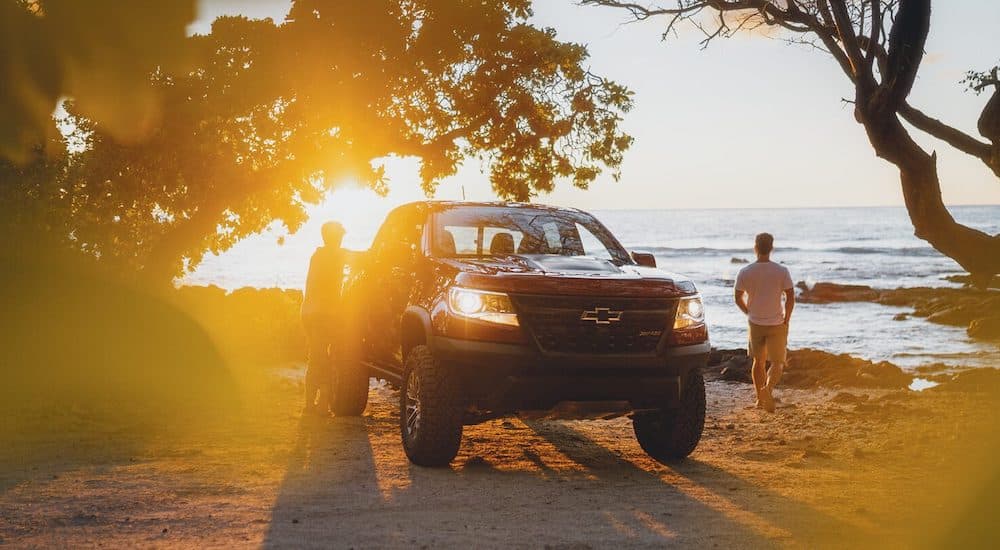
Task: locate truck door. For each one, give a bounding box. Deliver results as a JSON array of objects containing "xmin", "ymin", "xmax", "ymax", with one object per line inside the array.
[{"xmin": 364, "ymin": 205, "xmax": 426, "ymax": 367}]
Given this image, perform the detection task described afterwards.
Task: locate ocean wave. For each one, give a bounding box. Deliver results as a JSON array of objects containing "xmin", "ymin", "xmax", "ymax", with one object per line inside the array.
[
  {"xmin": 634, "ymin": 245, "xmax": 941, "ymax": 257},
  {"xmin": 891, "ymin": 351, "xmax": 995, "ymax": 359},
  {"xmin": 830, "ymin": 246, "xmax": 941, "ymax": 257},
  {"xmin": 636, "ymin": 246, "xmax": 797, "ymax": 255}
]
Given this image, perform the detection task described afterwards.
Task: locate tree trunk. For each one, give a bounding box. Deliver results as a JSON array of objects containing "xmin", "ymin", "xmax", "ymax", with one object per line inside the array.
[
  {"xmin": 851, "ymin": 0, "xmax": 1000, "ymax": 285},
  {"xmin": 978, "ymin": 88, "xmax": 1000, "ymax": 175},
  {"xmin": 863, "ymin": 115, "xmax": 1000, "ymax": 286}
]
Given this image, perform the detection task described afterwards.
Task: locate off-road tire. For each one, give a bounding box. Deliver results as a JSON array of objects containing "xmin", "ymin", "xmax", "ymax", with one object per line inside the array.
[
  {"xmin": 632, "ymin": 369, "xmax": 706, "ymax": 462},
  {"xmin": 400, "ymin": 345, "xmax": 463, "ymax": 467},
  {"xmin": 330, "ymin": 359, "xmax": 369, "ymax": 416}
]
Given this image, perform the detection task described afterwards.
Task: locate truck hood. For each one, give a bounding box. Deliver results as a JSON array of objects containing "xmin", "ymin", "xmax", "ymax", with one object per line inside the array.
[{"xmin": 442, "ymin": 255, "xmax": 696, "ymax": 298}]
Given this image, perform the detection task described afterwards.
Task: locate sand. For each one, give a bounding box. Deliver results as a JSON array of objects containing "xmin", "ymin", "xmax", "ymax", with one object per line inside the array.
[{"xmin": 1, "ymin": 367, "xmax": 997, "ymax": 549}]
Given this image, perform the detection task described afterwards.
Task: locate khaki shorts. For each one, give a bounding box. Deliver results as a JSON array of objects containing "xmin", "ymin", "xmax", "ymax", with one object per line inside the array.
[{"xmin": 748, "ymin": 322, "xmax": 788, "ymax": 364}]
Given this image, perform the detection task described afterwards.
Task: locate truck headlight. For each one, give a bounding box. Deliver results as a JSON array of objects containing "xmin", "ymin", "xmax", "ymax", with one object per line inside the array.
[
  {"xmin": 673, "ymin": 296, "xmax": 704, "ymax": 330},
  {"xmin": 448, "ymin": 287, "xmax": 519, "ymax": 327}
]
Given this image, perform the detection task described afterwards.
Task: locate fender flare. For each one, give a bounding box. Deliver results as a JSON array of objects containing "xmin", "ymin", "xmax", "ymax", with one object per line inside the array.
[{"xmin": 401, "ymin": 306, "xmax": 434, "ymax": 358}]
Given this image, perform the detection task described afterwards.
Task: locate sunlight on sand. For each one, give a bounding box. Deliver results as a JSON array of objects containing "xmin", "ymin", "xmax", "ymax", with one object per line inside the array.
[{"xmin": 632, "ymin": 510, "xmax": 678, "ymax": 540}]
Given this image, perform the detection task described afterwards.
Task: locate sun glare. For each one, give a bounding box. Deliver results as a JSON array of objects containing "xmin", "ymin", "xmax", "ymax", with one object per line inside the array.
[{"xmin": 313, "ymin": 185, "xmax": 396, "ymax": 251}]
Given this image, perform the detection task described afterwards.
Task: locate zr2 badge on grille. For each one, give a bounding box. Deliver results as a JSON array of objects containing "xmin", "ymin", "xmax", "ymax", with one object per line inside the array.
[{"xmin": 580, "ymin": 307, "xmax": 623, "ymax": 325}]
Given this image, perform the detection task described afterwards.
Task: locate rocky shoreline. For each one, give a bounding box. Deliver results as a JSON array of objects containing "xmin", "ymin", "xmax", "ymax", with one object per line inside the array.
[
  {"xmin": 796, "ymin": 281, "xmax": 1000, "ymax": 341},
  {"xmin": 707, "ymin": 346, "xmax": 1000, "ymax": 393}
]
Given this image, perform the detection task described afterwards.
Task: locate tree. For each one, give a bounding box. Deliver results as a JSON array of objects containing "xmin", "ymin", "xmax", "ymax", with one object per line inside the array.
[
  {"xmin": 3, "ymin": 0, "xmax": 632, "ymax": 283},
  {"xmin": 0, "ymin": 0, "xmax": 196, "ymax": 163},
  {"xmin": 585, "ymin": 0, "xmax": 1000, "ymax": 284}
]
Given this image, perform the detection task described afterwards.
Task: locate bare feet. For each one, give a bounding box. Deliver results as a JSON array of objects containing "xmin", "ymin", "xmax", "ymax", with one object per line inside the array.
[{"xmin": 759, "ymin": 388, "xmax": 776, "ymax": 413}]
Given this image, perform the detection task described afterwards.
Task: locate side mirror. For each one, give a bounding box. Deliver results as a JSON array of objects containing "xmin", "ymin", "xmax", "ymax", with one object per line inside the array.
[{"xmin": 632, "ymin": 251, "xmax": 656, "ymax": 268}]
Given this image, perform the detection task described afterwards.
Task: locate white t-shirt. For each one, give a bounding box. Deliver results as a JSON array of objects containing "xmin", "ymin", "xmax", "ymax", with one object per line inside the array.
[{"xmin": 735, "ymin": 261, "xmax": 794, "ymax": 326}]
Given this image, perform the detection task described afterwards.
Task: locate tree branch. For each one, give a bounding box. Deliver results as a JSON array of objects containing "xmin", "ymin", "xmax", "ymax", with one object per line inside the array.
[
  {"xmin": 827, "ymin": 0, "xmax": 866, "ymax": 80},
  {"xmin": 865, "ymin": 0, "xmax": 882, "ymax": 69},
  {"xmin": 898, "ymin": 103, "xmax": 996, "ymax": 173},
  {"xmin": 876, "ymin": 0, "xmax": 931, "ymax": 113}
]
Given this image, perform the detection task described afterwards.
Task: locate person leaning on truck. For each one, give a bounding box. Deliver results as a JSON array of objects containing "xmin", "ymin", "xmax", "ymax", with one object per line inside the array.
[
  {"xmin": 301, "ymin": 221, "xmax": 347, "ymax": 415},
  {"xmin": 734, "ymin": 232, "xmax": 795, "ymax": 413}
]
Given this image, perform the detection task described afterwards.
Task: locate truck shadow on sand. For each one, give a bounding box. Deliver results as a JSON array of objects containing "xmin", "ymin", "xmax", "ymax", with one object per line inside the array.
[
  {"xmin": 264, "ymin": 405, "xmax": 866, "ymax": 548},
  {"xmin": 523, "ymin": 420, "xmax": 867, "ymax": 547}
]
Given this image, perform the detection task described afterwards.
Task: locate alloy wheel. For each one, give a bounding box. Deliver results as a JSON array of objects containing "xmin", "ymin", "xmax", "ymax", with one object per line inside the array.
[{"xmin": 404, "ymin": 369, "xmax": 421, "ymax": 437}]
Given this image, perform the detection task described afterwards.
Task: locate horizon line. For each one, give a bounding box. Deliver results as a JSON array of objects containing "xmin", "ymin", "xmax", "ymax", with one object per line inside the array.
[{"xmin": 578, "ymin": 203, "xmax": 1000, "ymax": 212}]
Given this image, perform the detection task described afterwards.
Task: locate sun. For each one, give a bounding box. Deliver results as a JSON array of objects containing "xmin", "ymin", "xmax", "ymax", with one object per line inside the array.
[{"xmin": 307, "ymin": 175, "xmax": 435, "ymax": 250}]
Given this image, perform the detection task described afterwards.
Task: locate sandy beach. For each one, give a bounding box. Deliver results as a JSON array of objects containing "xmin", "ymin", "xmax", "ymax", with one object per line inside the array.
[
  {"xmin": 3, "ymin": 0, "xmax": 999, "ymax": 547},
  {"xmin": 3, "ymin": 361, "xmax": 997, "ymax": 549}
]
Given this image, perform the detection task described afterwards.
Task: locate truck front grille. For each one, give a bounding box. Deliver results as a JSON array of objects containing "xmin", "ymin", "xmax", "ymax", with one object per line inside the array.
[{"xmin": 511, "ymin": 295, "xmax": 675, "ymax": 355}]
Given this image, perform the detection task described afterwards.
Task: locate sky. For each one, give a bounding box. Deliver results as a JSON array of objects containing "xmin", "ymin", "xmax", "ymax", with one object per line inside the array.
[{"xmin": 188, "ymin": 0, "xmax": 1000, "ymax": 257}]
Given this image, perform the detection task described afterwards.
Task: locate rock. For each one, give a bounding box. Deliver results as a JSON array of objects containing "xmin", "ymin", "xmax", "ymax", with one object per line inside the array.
[
  {"xmin": 879, "ymin": 287, "xmax": 1000, "ymax": 329},
  {"xmin": 934, "ymin": 368, "xmax": 1000, "ymax": 393},
  {"xmin": 730, "ymin": 257, "xmax": 749, "ymax": 264},
  {"xmin": 926, "ymin": 306, "xmax": 976, "ymax": 327},
  {"xmin": 942, "ymin": 273, "xmax": 1000, "ymax": 289},
  {"xmin": 913, "ymin": 363, "xmax": 949, "ymax": 374},
  {"xmin": 968, "ymin": 317, "xmax": 1000, "ymax": 340},
  {"xmin": 858, "ymin": 361, "xmax": 913, "ymax": 388},
  {"xmin": 892, "ymin": 313, "xmax": 908, "ymax": 321},
  {"xmin": 796, "ymin": 282, "xmax": 881, "ymax": 304},
  {"xmin": 782, "ymin": 349, "xmax": 912, "ymax": 390},
  {"xmin": 720, "ymin": 360, "xmax": 752, "ymax": 383},
  {"xmin": 703, "ymin": 348, "xmax": 749, "ymax": 380},
  {"xmin": 831, "ymin": 392, "xmax": 865, "ymax": 404}
]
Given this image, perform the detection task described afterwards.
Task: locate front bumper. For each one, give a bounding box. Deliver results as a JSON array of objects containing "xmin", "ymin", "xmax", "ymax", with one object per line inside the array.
[{"xmin": 432, "ymin": 336, "xmax": 709, "ymax": 414}]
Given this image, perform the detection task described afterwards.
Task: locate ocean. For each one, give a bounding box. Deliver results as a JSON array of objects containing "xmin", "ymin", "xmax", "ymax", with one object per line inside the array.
[{"xmin": 186, "ymin": 205, "xmax": 1000, "ymax": 370}]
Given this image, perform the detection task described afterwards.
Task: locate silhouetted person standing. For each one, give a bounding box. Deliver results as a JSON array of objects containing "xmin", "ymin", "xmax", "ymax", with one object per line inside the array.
[
  {"xmin": 734, "ymin": 233, "xmax": 795, "ymax": 413},
  {"xmin": 302, "ymin": 221, "xmax": 346, "ymax": 415}
]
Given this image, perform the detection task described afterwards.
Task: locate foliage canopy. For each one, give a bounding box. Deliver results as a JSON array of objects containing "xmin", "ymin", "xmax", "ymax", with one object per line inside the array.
[{"xmin": 1, "ymin": 0, "xmax": 632, "ymax": 281}]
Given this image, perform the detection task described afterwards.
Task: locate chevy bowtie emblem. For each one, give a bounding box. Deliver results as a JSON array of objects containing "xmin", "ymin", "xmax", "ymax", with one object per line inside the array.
[{"xmin": 580, "ymin": 307, "xmax": 623, "ymax": 325}]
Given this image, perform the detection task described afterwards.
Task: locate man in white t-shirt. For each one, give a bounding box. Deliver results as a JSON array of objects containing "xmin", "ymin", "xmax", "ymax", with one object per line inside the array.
[{"xmin": 734, "ymin": 233, "xmax": 795, "ymax": 412}]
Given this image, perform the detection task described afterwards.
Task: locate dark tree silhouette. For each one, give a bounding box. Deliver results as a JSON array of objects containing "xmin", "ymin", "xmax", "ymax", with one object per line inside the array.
[
  {"xmin": 0, "ymin": 0, "xmax": 196, "ymax": 162},
  {"xmin": 586, "ymin": 0, "xmax": 1000, "ymax": 284}
]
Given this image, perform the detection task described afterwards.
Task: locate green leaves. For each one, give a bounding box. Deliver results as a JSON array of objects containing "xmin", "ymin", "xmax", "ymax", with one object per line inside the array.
[{"xmin": 962, "ymin": 65, "xmax": 999, "ymax": 95}]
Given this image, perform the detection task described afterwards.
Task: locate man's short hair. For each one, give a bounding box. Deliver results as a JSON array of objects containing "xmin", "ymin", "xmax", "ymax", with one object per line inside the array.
[
  {"xmin": 755, "ymin": 232, "xmax": 774, "ymax": 255},
  {"xmin": 321, "ymin": 221, "xmax": 345, "ymax": 246}
]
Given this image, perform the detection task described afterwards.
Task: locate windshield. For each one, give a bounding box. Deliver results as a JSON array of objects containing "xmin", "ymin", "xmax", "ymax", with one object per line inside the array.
[{"xmin": 431, "ymin": 205, "xmax": 632, "ymax": 265}]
